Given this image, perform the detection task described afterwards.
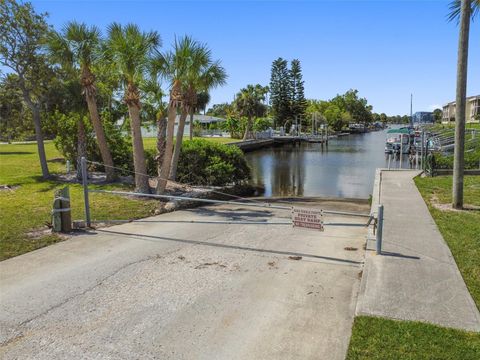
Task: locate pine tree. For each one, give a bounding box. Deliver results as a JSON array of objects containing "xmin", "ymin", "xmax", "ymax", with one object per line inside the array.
[
  {"xmin": 269, "ymin": 57, "xmax": 291, "ymax": 128},
  {"xmin": 290, "ymin": 59, "xmax": 307, "ymax": 128}
]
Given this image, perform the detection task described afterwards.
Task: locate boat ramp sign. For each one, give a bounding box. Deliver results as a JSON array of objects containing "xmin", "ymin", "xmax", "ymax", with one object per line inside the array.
[{"xmin": 292, "ymin": 208, "xmax": 324, "ymax": 231}]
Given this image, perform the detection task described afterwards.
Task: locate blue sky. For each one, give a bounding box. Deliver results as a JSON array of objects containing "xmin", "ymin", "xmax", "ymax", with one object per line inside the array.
[{"xmin": 31, "ymin": 0, "xmax": 479, "ymax": 115}]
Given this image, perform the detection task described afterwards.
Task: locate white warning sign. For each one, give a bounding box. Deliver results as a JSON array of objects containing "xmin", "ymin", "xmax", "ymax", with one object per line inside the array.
[{"xmin": 292, "ymin": 207, "xmax": 324, "ymax": 231}]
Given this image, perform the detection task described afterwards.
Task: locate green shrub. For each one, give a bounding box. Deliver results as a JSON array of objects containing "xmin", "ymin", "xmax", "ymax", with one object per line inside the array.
[
  {"xmin": 51, "ymin": 110, "xmax": 132, "ymax": 173},
  {"xmin": 176, "ymin": 139, "xmax": 250, "ymax": 186},
  {"xmin": 253, "ymin": 117, "xmax": 273, "ymax": 132},
  {"xmin": 434, "ymin": 139, "xmax": 480, "ymax": 170}
]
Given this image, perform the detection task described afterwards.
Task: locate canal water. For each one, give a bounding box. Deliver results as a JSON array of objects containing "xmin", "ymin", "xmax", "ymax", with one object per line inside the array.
[{"xmin": 245, "ymin": 129, "xmax": 411, "ymax": 199}]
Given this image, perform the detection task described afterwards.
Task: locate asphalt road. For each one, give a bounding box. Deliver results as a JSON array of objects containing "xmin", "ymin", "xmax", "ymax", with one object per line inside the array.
[{"xmin": 0, "ymin": 199, "xmax": 369, "ymax": 359}]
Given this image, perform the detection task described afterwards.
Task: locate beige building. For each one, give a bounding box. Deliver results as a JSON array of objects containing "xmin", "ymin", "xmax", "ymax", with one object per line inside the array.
[{"xmin": 442, "ymin": 95, "xmax": 480, "ymax": 123}]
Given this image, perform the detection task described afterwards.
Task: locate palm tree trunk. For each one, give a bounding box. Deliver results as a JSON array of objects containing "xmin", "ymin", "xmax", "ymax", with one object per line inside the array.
[
  {"xmin": 76, "ymin": 118, "xmax": 87, "ymax": 180},
  {"xmin": 156, "ymin": 103, "xmax": 177, "ymax": 194},
  {"xmin": 156, "ymin": 115, "xmax": 167, "ymax": 179},
  {"xmin": 128, "ymin": 104, "xmax": 150, "ymax": 193},
  {"xmin": 169, "ymin": 109, "xmax": 188, "ymax": 181},
  {"xmin": 243, "ymin": 117, "xmax": 252, "ymax": 140},
  {"xmin": 31, "ymin": 104, "xmax": 50, "ymax": 179},
  {"xmin": 85, "ymin": 93, "xmax": 115, "ymax": 182},
  {"xmin": 23, "ymin": 94, "xmax": 49, "ymax": 179},
  {"xmin": 452, "ymin": 0, "xmax": 471, "ymax": 209},
  {"xmin": 189, "ymin": 111, "xmax": 194, "ymax": 140}
]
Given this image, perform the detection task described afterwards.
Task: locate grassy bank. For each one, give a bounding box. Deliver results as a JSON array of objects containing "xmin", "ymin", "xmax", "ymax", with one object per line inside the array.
[
  {"xmin": 429, "ymin": 123, "xmax": 480, "ymax": 131},
  {"xmin": 346, "ymin": 316, "xmax": 480, "ymax": 360},
  {"xmin": 0, "ymin": 137, "xmax": 239, "ymax": 261},
  {"xmin": 415, "ymin": 175, "xmax": 480, "ymax": 309}
]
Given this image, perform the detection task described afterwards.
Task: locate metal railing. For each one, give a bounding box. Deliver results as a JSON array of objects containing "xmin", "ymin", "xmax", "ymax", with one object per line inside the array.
[{"xmin": 80, "ymin": 157, "xmax": 383, "ymax": 251}]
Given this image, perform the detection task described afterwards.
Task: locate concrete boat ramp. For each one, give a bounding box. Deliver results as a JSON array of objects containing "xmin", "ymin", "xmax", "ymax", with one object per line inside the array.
[{"xmin": 1, "ymin": 199, "xmax": 369, "ymax": 360}]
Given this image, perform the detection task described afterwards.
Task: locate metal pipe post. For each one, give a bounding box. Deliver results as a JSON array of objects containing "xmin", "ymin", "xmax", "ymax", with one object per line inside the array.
[
  {"xmin": 376, "ymin": 204, "xmax": 384, "ymax": 255},
  {"xmin": 421, "ymin": 130, "xmax": 425, "ymax": 170},
  {"xmin": 81, "ymin": 157, "xmax": 91, "ymax": 227},
  {"xmin": 387, "ymin": 154, "xmax": 391, "ymax": 170},
  {"xmin": 399, "ymin": 134, "xmax": 403, "ymax": 169}
]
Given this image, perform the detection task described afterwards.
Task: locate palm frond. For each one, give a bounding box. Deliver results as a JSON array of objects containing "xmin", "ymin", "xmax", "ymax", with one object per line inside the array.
[
  {"xmin": 105, "ymin": 22, "xmax": 162, "ymax": 91},
  {"xmin": 448, "ymin": 0, "xmax": 479, "ymax": 22}
]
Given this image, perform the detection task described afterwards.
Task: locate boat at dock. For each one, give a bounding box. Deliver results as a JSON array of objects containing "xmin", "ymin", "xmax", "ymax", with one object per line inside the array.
[
  {"xmin": 348, "ymin": 123, "xmax": 368, "ymax": 133},
  {"xmin": 385, "ymin": 127, "xmax": 412, "ymax": 154}
]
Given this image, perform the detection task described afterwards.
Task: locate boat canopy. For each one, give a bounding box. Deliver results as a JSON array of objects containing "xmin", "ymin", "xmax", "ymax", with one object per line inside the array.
[{"xmin": 387, "ymin": 128, "xmax": 410, "ymax": 134}]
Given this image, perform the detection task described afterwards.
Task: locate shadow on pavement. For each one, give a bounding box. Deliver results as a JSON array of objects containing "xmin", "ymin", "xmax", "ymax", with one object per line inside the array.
[{"xmin": 96, "ymin": 229, "xmax": 363, "ymax": 267}]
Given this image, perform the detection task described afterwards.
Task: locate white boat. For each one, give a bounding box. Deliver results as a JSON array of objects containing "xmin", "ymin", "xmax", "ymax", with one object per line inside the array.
[{"xmin": 385, "ymin": 128, "xmax": 411, "ymax": 154}]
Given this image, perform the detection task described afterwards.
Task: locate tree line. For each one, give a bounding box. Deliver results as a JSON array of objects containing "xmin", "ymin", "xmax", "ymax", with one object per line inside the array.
[{"xmin": 0, "ymin": 0, "xmax": 226, "ymax": 194}]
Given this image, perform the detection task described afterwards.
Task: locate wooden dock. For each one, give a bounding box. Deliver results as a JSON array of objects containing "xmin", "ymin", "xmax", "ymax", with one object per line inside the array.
[{"xmin": 227, "ymin": 134, "xmax": 343, "ymax": 152}]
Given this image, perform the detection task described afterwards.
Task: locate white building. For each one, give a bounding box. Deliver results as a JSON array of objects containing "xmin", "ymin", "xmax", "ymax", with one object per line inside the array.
[
  {"xmin": 442, "ymin": 95, "xmax": 480, "ymax": 124},
  {"xmin": 140, "ymin": 114, "xmax": 227, "ymax": 138}
]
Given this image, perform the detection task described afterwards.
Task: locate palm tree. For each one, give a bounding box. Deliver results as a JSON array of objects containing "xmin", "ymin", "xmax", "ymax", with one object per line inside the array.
[
  {"xmin": 143, "ymin": 77, "xmax": 167, "ymax": 182},
  {"xmin": 449, "ymin": 0, "xmax": 478, "ymax": 208},
  {"xmin": 189, "ymin": 91, "xmax": 210, "ymax": 140},
  {"xmin": 154, "ymin": 36, "xmax": 226, "ymax": 190},
  {"xmin": 169, "ymin": 57, "xmax": 226, "ymax": 180},
  {"xmin": 48, "ymin": 22, "xmax": 116, "ymax": 181},
  {"xmin": 151, "ymin": 41, "xmax": 185, "ymax": 194},
  {"xmin": 105, "ymin": 23, "xmax": 161, "ymax": 193},
  {"xmin": 235, "ymin": 84, "xmax": 268, "ymax": 140}
]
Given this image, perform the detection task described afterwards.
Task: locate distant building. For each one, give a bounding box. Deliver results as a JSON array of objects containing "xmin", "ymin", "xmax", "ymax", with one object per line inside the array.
[
  {"xmin": 176, "ymin": 114, "xmax": 226, "ymax": 127},
  {"xmin": 412, "ymin": 111, "xmax": 434, "ymax": 124},
  {"xmin": 140, "ymin": 114, "xmax": 227, "ymax": 138},
  {"xmin": 442, "ymin": 95, "xmax": 480, "ymax": 124},
  {"xmin": 176, "ymin": 114, "xmax": 226, "ymax": 136}
]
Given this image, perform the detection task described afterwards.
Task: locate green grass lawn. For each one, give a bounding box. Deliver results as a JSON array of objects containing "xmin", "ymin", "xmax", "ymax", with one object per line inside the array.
[
  {"xmin": 0, "ymin": 136, "xmax": 242, "ymax": 260},
  {"xmin": 0, "ymin": 141, "xmax": 159, "ymax": 261},
  {"xmin": 346, "ymin": 316, "xmax": 480, "ymax": 360},
  {"xmin": 415, "ymin": 175, "xmax": 480, "ymax": 310}
]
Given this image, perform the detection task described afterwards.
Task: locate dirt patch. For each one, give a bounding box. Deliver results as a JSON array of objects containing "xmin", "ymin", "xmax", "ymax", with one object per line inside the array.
[
  {"xmin": 25, "ymin": 227, "xmax": 69, "ymax": 241},
  {"xmin": 288, "ymin": 256, "xmax": 302, "ymax": 261},
  {"xmin": 0, "ymin": 184, "xmax": 20, "ymax": 192},
  {"xmin": 430, "ymin": 195, "xmax": 480, "ymax": 212},
  {"xmin": 195, "ymin": 262, "xmax": 227, "ymax": 270},
  {"xmin": 25, "ymin": 227, "xmax": 52, "ymax": 239},
  {"xmin": 358, "ymin": 270, "xmax": 363, "ymax": 279},
  {"xmin": 344, "ymin": 246, "xmax": 358, "ymax": 251},
  {"xmin": 267, "ymin": 261, "xmax": 279, "ymax": 269}
]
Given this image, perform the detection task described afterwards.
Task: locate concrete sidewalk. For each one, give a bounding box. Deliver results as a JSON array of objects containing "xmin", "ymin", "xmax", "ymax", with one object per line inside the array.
[{"xmin": 356, "ymin": 170, "xmax": 480, "ymax": 332}]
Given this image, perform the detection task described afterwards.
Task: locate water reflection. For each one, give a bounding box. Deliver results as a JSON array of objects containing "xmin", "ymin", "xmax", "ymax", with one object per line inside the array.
[{"xmin": 245, "ymin": 129, "xmax": 411, "ymax": 199}]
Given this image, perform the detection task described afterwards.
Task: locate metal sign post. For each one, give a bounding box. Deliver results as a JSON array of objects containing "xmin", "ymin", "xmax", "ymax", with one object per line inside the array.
[{"xmin": 376, "ymin": 204, "xmax": 384, "ymax": 255}]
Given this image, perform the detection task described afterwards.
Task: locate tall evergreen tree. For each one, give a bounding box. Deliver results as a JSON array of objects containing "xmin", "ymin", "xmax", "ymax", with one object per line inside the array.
[
  {"xmin": 289, "ymin": 59, "xmax": 307, "ymax": 128},
  {"xmin": 269, "ymin": 57, "xmax": 291, "ymax": 128}
]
